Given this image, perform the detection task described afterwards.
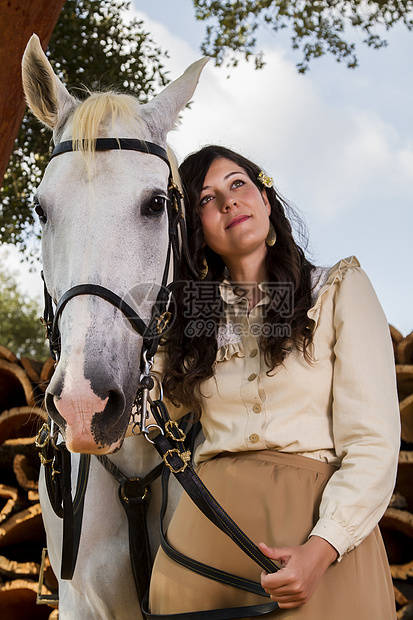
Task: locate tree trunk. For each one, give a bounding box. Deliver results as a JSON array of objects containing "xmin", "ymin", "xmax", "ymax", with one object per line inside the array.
[{"xmin": 0, "ymin": 0, "xmax": 67, "ymax": 188}]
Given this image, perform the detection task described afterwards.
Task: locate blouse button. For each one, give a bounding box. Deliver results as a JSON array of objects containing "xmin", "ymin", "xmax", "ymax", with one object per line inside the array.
[
  {"xmin": 248, "ymin": 373, "xmax": 257, "ymax": 382},
  {"xmin": 253, "ymin": 404, "xmax": 261, "ymax": 414},
  {"xmin": 249, "ymin": 433, "xmax": 259, "ymax": 443},
  {"xmin": 250, "ymin": 348, "xmax": 258, "ymax": 358}
]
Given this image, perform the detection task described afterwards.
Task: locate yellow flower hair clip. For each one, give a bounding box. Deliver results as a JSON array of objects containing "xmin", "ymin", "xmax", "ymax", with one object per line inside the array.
[{"xmin": 257, "ymin": 171, "xmax": 274, "ymax": 188}]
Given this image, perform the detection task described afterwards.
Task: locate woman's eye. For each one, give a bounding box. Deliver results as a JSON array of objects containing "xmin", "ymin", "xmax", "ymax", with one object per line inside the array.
[
  {"xmin": 146, "ymin": 196, "xmax": 167, "ymax": 213},
  {"xmin": 33, "ymin": 199, "xmax": 47, "ymax": 223},
  {"xmin": 232, "ymin": 179, "xmax": 245, "ymax": 189},
  {"xmin": 199, "ymin": 195, "xmax": 213, "ymax": 207}
]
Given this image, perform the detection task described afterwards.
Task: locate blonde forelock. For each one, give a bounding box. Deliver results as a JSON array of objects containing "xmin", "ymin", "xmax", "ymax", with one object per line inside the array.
[{"xmin": 70, "ymin": 91, "xmax": 143, "ymax": 155}]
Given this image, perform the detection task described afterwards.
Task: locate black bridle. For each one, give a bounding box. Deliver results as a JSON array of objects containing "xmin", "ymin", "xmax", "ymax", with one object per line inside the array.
[
  {"xmin": 43, "ymin": 137, "xmax": 195, "ymax": 364},
  {"xmin": 37, "ymin": 136, "xmax": 190, "ymax": 590}
]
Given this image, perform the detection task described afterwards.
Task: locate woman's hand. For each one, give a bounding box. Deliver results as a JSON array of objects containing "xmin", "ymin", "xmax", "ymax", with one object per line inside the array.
[{"xmin": 259, "ymin": 536, "xmax": 338, "ymax": 609}]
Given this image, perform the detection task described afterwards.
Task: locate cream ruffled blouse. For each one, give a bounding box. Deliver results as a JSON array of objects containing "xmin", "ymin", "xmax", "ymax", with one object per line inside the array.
[{"xmin": 154, "ymin": 256, "xmax": 400, "ymax": 559}]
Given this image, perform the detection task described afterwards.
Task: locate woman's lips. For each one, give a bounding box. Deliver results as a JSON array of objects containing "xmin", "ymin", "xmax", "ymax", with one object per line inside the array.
[{"xmin": 226, "ymin": 215, "xmax": 251, "ymax": 229}]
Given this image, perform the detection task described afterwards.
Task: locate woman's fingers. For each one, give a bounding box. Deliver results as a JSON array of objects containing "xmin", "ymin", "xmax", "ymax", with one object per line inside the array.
[{"xmin": 258, "ymin": 537, "xmax": 338, "ymax": 608}]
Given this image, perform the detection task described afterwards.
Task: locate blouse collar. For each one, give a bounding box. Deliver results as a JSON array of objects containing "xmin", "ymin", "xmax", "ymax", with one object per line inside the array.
[{"xmin": 219, "ymin": 279, "xmax": 272, "ymax": 310}]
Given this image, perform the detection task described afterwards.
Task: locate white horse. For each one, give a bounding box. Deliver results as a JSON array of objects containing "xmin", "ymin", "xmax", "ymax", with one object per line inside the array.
[{"xmin": 22, "ymin": 34, "xmax": 207, "ymax": 619}]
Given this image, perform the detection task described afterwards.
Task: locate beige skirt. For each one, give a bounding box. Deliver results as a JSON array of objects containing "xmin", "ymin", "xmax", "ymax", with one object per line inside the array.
[{"xmin": 149, "ymin": 450, "xmax": 396, "ymax": 619}]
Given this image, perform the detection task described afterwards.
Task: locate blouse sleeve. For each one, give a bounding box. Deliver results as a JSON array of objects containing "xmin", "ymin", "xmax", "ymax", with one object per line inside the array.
[{"xmin": 309, "ymin": 266, "xmax": 400, "ymax": 559}]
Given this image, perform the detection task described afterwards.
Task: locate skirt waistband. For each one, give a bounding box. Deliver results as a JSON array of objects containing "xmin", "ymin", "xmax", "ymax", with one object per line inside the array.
[{"xmin": 212, "ymin": 449, "xmax": 339, "ymax": 477}]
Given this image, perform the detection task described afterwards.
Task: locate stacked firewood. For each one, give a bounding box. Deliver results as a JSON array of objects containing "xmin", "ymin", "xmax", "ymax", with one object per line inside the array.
[
  {"xmin": 0, "ymin": 345, "xmax": 57, "ymax": 620},
  {"xmin": 0, "ymin": 326, "xmax": 412, "ymax": 618},
  {"xmin": 382, "ymin": 327, "xmax": 413, "ymax": 620}
]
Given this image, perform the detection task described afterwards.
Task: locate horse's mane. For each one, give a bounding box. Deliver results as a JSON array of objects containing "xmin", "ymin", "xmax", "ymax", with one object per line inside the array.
[{"xmin": 69, "ymin": 91, "xmax": 181, "ymax": 188}]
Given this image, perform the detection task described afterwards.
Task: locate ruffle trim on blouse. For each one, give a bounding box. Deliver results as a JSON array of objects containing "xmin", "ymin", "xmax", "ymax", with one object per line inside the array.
[
  {"xmin": 310, "ymin": 266, "xmax": 330, "ymax": 303},
  {"xmin": 216, "ymin": 323, "xmax": 245, "ymax": 362},
  {"xmin": 307, "ymin": 255, "xmax": 360, "ymax": 331},
  {"xmin": 216, "ymin": 341, "xmax": 245, "ymax": 362}
]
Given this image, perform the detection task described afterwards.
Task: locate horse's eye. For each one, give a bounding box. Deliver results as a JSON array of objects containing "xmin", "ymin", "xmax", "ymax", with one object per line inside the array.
[
  {"xmin": 33, "ymin": 198, "xmax": 47, "ymax": 224},
  {"xmin": 146, "ymin": 196, "xmax": 167, "ymax": 214}
]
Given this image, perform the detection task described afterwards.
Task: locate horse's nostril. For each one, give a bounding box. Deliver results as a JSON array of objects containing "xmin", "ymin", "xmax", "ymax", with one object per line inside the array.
[
  {"xmin": 89, "ymin": 389, "xmax": 127, "ymax": 450},
  {"xmin": 45, "ymin": 391, "xmax": 65, "ymax": 423},
  {"xmin": 107, "ymin": 389, "xmax": 126, "ymax": 413}
]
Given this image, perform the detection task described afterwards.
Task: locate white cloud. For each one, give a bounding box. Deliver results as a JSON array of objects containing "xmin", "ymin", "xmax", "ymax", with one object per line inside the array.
[{"xmin": 126, "ymin": 7, "xmax": 202, "ymax": 75}]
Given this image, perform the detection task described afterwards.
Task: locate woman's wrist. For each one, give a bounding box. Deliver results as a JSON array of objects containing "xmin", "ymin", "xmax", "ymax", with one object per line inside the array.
[{"xmin": 306, "ymin": 535, "xmax": 339, "ymax": 568}]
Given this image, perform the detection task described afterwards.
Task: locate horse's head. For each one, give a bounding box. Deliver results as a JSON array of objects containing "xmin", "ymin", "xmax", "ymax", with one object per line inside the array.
[{"xmin": 22, "ymin": 34, "xmax": 207, "ymax": 454}]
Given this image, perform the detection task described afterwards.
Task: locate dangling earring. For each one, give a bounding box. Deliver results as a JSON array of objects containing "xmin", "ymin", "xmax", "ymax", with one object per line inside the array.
[
  {"xmin": 199, "ymin": 255, "xmax": 208, "ymax": 279},
  {"xmin": 266, "ymin": 222, "xmax": 277, "ymax": 247}
]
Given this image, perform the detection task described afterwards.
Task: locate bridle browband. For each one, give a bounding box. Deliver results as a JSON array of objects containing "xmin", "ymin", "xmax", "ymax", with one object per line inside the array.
[
  {"xmin": 50, "ymin": 138, "xmax": 170, "ymax": 167},
  {"xmin": 43, "ymin": 137, "xmax": 194, "ymax": 364}
]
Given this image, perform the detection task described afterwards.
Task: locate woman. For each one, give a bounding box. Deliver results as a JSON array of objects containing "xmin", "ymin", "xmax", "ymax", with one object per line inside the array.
[{"xmin": 148, "ymin": 145, "xmax": 399, "ymax": 619}]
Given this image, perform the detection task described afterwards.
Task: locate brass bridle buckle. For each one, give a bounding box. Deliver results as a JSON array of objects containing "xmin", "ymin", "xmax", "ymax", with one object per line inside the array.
[
  {"xmin": 35, "ymin": 422, "xmax": 51, "ymax": 449},
  {"xmin": 163, "ymin": 448, "xmax": 191, "ymax": 474},
  {"xmin": 35, "ymin": 423, "xmax": 54, "ymax": 466},
  {"xmin": 165, "ymin": 420, "xmax": 186, "ymax": 442}
]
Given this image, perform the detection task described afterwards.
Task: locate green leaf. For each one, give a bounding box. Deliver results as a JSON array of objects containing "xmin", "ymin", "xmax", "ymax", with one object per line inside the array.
[{"xmin": 192, "ymin": 0, "xmax": 413, "ymax": 71}]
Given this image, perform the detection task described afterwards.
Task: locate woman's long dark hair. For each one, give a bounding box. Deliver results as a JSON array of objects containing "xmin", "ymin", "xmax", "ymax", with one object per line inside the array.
[{"xmin": 163, "ymin": 145, "xmax": 316, "ymax": 418}]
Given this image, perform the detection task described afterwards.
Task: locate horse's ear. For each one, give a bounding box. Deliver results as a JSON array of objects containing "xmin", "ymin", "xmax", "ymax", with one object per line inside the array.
[
  {"xmin": 142, "ymin": 57, "xmax": 209, "ymax": 138},
  {"xmin": 22, "ymin": 34, "xmax": 76, "ymax": 130}
]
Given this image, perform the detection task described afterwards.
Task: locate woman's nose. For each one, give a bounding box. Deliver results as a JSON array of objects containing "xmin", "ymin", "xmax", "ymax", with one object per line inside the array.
[{"xmin": 221, "ymin": 196, "xmax": 237, "ymax": 212}]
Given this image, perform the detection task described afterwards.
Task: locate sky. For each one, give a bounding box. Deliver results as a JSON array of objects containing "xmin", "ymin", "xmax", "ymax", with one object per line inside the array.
[{"xmin": 3, "ymin": 0, "xmax": 413, "ymax": 335}]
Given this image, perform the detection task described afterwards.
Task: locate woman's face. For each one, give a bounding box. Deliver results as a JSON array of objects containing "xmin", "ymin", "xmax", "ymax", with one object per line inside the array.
[{"xmin": 198, "ymin": 157, "xmax": 271, "ymax": 263}]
